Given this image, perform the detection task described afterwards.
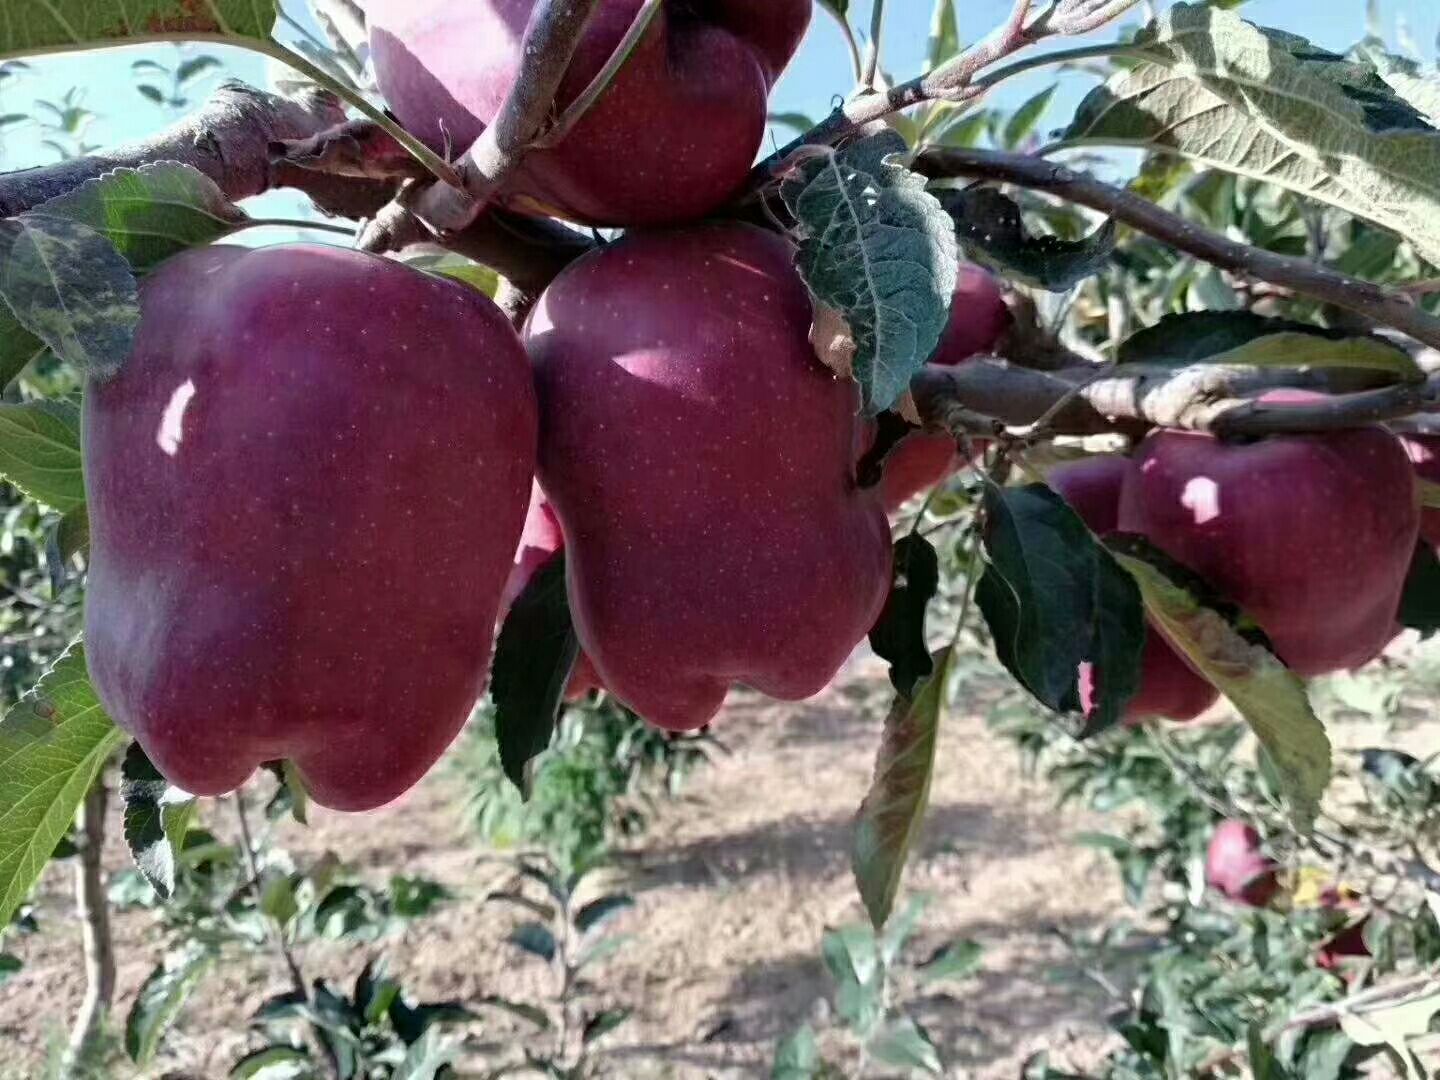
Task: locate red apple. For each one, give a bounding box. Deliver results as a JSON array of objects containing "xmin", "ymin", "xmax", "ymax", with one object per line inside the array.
[
  {"xmin": 525, "ymin": 223, "xmax": 893, "ymax": 731},
  {"xmin": 1118, "ymin": 408, "xmax": 1418, "ymax": 677},
  {"xmin": 84, "ymin": 244, "xmax": 537, "ymax": 812},
  {"xmin": 1205, "ymin": 819, "xmax": 1280, "ymax": 907},
  {"xmin": 1050, "ymin": 456, "xmax": 1219, "ymax": 725},
  {"xmin": 367, "ymin": 0, "xmax": 810, "ymax": 227},
  {"xmin": 881, "ymin": 265, "xmax": 1010, "ymax": 510},
  {"xmin": 1400, "ymin": 434, "xmax": 1440, "ymax": 547}
]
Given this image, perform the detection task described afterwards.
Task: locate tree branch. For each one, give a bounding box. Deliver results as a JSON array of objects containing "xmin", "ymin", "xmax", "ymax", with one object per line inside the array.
[
  {"xmin": 0, "ymin": 81, "xmax": 346, "ymax": 217},
  {"xmin": 63, "ymin": 778, "xmax": 115, "ymax": 1075},
  {"xmin": 915, "ymin": 148, "xmax": 1440, "ymax": 354}
]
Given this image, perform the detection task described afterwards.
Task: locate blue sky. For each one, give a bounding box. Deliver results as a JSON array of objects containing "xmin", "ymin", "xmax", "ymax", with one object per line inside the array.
[{"xmin": 0, "ymin": 1, "xmax": 1434, "ymax": 186}]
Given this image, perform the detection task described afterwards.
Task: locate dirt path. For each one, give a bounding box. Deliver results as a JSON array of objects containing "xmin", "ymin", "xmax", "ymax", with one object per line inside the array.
[{"xmin": 1, "ymin": 655, "xmax": 1126, "ymax": 1078}]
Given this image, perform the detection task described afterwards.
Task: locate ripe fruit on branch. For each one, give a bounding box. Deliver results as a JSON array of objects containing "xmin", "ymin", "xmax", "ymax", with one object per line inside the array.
[
  {"xmin": 1119, "ymin": 404, "xmax": 1418, "ymax": 677},
  {"xmin": 1205, "ymin": 819, "xmax": 1280, "ymax": 907},
  {"xmin": 368, "ymin": 0, "xmax": 811, "ymax": 227},
  {"xmin": 880, "ymin": 265, "xmax": 1010, "ymax": 509},
  {"xmin": 525, "ymin": 223, "xmax": 893, "ymax": 731},
  {"xmin": 503, "ymin": 484, "xmax": 603, "ymax": 700},
  {"xmin": 1048, "ymin": 456, "xmax": 1219, "ymax": 725},
  {"xmin": 84, "ymin": 244, "xmax": 537, "ymax": 812},
  {"xmin": 1400, "ymin": 434, "xmax": 1440, "ymax": 547}
]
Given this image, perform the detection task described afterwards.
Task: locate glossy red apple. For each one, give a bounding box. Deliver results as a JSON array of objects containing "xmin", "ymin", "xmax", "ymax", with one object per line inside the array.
[
  {"xmin": 1205, "ymin": 819, "xmax": 1280, "ymax": 907},
  {"xmin": 368, "ymin": 0, "xmax": 811, "ymax": 227},
  {"xmin": 1119, "ymin": 406, "xmax": 1418, "ymax": 677},
  {"xmin": 84, "ymin": 244, "xmax": 537, "ymax": 812},
  {"xmin": 525, "ymin": 223, "xmax": 893, "ymax": 731},
  {"xmin": 881, "ymin": 265, "xmax": 1010, "ymax": 510},
  {"xmin": 1050, "ymin": 455, "xmax": 1219, "ymax": 725}
]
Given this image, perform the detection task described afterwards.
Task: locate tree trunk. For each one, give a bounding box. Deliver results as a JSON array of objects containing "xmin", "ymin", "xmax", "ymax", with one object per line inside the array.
[{"xmin": 63, "ymin": 778, "xmax": 116, "ymax": 1076}]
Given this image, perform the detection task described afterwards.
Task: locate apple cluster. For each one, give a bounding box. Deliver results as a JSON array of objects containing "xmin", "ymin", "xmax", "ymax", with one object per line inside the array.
[{"xmin": 76, "ymin": 0, "xmax": 1430, "ymax": 815}]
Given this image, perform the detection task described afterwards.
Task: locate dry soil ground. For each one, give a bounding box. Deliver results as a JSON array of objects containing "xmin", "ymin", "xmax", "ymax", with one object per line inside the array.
[{"xmin": 9, "ymin": 645, "xmax": 1429, "ymax": 1078}]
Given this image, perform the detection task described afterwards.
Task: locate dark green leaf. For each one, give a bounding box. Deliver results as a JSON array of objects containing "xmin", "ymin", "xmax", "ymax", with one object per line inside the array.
[
  {"xmin": 1111, "ymin": 538, "xmax": 1331, "ymax": 829},
  {"xmin": 941, "ymin": 189, "xmax": 1115, "ymax": 292},
  {"xmin": 1003, "ymin": 85, "xmax": 1058, "ymax": 147},
  {"xmin": 976, "ymin": 484, "xmax": 1144, "ymax": 725},
  {"xmin": 176, "ymin": 56, "xmax": 222, "ymax": 85},
  {"xmin": 1398, "ymin": 542, "xmax": 1440, "ymax": 638},
  {"xmin": 0, "ymin": 214, "xmax": 139, "ymax": 378},
  {"xmin": 0, "ymin": 306, "xmax": 45, "ymax": 390},
  {"xmin": 119, "ymin": 741, "xmax": 196, "ymax": 901},
  {"xmin": 484, "ymin": 890, "xmax": 556, "ymax": 921},
  {"xmin": 768, "ymin": 111, "xmax": 816, "ymax": 134},
  {"xmin": 868, "ymin": 535, "xmax": 940, "ymax": 698},
  {"xmin": 0, "ymin": 399, "xmax": 83, "ymax": 511},
  {"xmin": 0, "ymin": 643, "xmax": 122, "ymax": 927},
  {"xmin": 34, "ymin": 163, "xmax": 249, "ymax": 273},
  {"xmin": 491, "ymin": 554, "xmax": 578, "ymax": 795},
  {"xmin": 124, "ymin": 945, "xmax": 214, "ymax": 1064},
  {"xmin": 575, "ymin": 893, "xmax": 634, "ymax": 935},
  {"xmin": 781, "ymin": 130, "xmax": 959, "ymax": 413},
  {"xmin": 0, "ymin": 952, "xmax": 20, "ymax": 985},
  {"xmin": 581, "ymin": 1007, "xmax": 630, "ymax": 1045},
  {"xmin": 508, "ymin": 922, "xmax": 557, "ymax": 963},
  {"xmin": 852, "ymin": 651, "xmax": 950, "ymax": 930},
  {"xmin": 259, "ymin": 874, "xmax": 299, "ymax": 929}
]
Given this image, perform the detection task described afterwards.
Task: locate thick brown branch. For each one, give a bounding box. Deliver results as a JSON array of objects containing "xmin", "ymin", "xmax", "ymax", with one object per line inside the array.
[
  {"xmin": 915, "ymin": 148, "xmax": 1440, "ymax": 354},
  {"xmin": 911, "ymin": 359, "xmax": 1440, "ymax": 440},
  {"xmin": 0, "ymin": 81, "xmax": 345, "ymax": 217}
]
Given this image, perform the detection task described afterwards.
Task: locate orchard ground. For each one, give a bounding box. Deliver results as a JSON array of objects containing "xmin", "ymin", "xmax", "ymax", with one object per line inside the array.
[{"xmin": 6, "ymin": 641, "xmax": 1440, "ymax": 1078}]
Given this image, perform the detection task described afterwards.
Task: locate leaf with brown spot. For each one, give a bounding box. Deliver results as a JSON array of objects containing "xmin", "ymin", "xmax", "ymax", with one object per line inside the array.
[{"xmin": 1, "ymin": 0, "xmax": 278, "ymax": 62}]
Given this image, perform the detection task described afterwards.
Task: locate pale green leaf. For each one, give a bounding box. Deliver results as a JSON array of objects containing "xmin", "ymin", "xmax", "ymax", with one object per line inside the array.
[
  {"xmin": 125, "ymin": 945, "xmax": 214, "ymax": 1065},
  {"xmin": 0, "ymin": 399, "xmax": 83, "ymax": 511},
  {"xmin": 0, "ymin": 0, "xmax": 279, "ymax": 62}
]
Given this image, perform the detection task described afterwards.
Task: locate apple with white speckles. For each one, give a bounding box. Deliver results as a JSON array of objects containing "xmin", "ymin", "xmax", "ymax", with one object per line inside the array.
[
  {"xmin": 525, "ymin": 223, "xmax": 893, "ymax": 731},
  {"xmin": 367, "ymin": 0, "xmax": 811, "ymax": 227},
  {"xmin": 1048, "ymin": 455, "xmax": 1219, "ymax": 725},
  {"xmin": 880, "ymin": 265, "xmax": 1010, "ymax": 510},
  {"xmin": 1118, "ymin": 401, "xmax": 1418, "ymax": 677},
  {"xmin": 83, "ymin": 244, "xmax": 537, "ymax": 812}
]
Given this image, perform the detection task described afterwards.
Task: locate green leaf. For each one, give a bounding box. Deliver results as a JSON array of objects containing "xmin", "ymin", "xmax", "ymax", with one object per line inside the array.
[
  {"xmin": 229, "ymin": 1045, "xmax": 311, "ymax": 1079},
  {"xmin": 508, "ymin": 922, "xmax": 557, "ymax": 962},
  {"xmin": 582, "ymin": 1007, "xmax": 630, "ymax": 1045},
  {"xmin": 0, "ymin": 0, "xmax": 279, "ymax": 62},
  {"xmin": 976, "ymin": 484, "xmax": 1145, "ymax": 727},
  {"xmin": 941, "ymin": 188, "xmax": 1116, "ymax": 292},
  {"xmin": 1003, "ymin": 85, "xmax": 1058, "ymax": 148},
  {"xmin": 1063, "ymin": 3, "xmax": 1440, "ymax": 267},
  {"xmin": 773, "ymin": 1025, "xmax": 822, "ymax": 1080},
  {"xmin": 1398, "ymin": 542, "xmax": 1440, "ymax": 638},
  {"xmin": 821, "ymin": 925, "xmax": 883, "ymax": 1034},
  {"xmin": 1111, "ymin": 540, "xmax": 1331, "ymax": 830},
  {"xmin": 852, "ymin": 649, "xmax": 950, "ymax": 929},
  {"xmin": 868, "ymin": 534, "xmax": 940, "ymax": 698},
  {"xmin": 391, "ymin": 1027, "xmax": 458, "ymax": 1080},
  {"xmin": 0, "ymin": 399, "xmax": 83, "ymax": 511},
  {"xmin": 0, "ymin": 643, "xmax": 121, "ymax": 928},
  {"xmin": 0, "ymin": 952, "xmax": 21, "ymax": 985},
  {"xmin": 1118, "ymin": 311, "xmax": 1404, "ymax": 371},
  {"xmin": 0, "ymin": 214, "xmax": 139, "ymax": 379},
  {"xmin": 480, "ymin": 996, "xmax": 551, "ymax": 1029},
  {"xmin": 124, "ymin": 944, "xmax": 214, "ymax": 1065},
  {"xmin": 574, "ymin": 893, "xmax": 634, "ymax": 935},
  {"xmin": 925, "ymin": 0, "xmax": 959, "ymax": 72},
  {"xmin": 400, "ymin": 250, "xmax": 500, "ymax": 299},
  {"xmin": 917, "ymin": 939, "xmax": 983, "ymax": 983},
  {"xmin": 0, "ymin": 306, "xmax": 45, "ymax": 389},
  {"xmin": 52, "ymin": 502, "xmax": 89, "ymax": 566},
  {"xmin": 259, "ymin": 874, "xmax": 299, "ymax": 929},
  {"xmin": 491, "ymin": 553, "xmax": 578, "ymax": 795},
  {"xmin": 34, "ymin": 163, "xmax": 249, "ymax": 273},
  {"xmin": 869, "ymin": 1016, "xmax": 942, "ymax": 1074},
  {"xmin": 118, "ymin": 741, "xmax": 196, "ymax": 902},
  {"xmin": 781, "ymin": 130, "xmax": 960, "ymax": 414}
]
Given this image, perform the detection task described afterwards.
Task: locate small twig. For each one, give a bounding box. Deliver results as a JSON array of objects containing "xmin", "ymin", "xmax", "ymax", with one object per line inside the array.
[
  {"xmin": 915, "ymin": 148, "xmax": 1440, "ymax": 354},
  {"xmin": 62, "ymin": 778, "xmax": 115, "ymax": 1076},
  {"xmin": 233, "ymin": 793, "xmax": 340, "ymax": 1080},
  {"xmin": 862, "ymin": 0, "xmax": 888, "ymax": 90}
]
